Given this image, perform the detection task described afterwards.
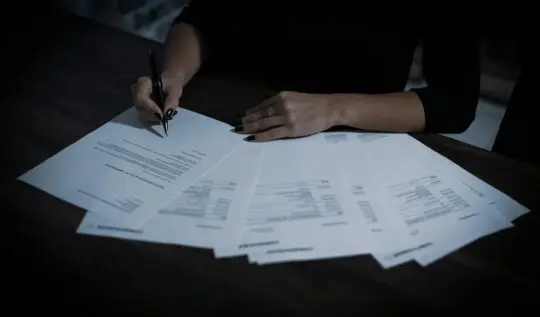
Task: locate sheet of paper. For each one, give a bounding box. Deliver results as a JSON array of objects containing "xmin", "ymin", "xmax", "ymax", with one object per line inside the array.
[
  {"xmin": 355, "ymin": 133, "xmax": 527, "ymax": 267},
  {"xmin": 211, "ymin": 142, "xmax": 265, "ymax": 257},
  {"xmin": 251, "ymin": 170, "xmax": 413, "ymax": 265},
  {"xmin": 320, "ymin": 130, "xmax": 527, "ymax": 218},
  {"xmin": 256, "ymin": 132, "xmax": 520, "ymax": 268},
  {"xmin": 413, "ymin": 182, "xmax": 520, "ymax": 266},
  {"xmin": 411, "ymin": 175, "xmax": 528, "ymax": 267},
  {"xmin": 213, "ymin": 136, "xmax": 374, "ymax": 259},
  {"xmin": 76, "ymin": 143, "xmax": 262, "ymax": 248},
  {"xmin": 369, "ymin": 174, "xmax": 512, "ymax": 268},
  {"xmin": 350, "ymin": 133, "xmax": 516, "ymax": 268},
  {"xmin": 18, "ymin": 107, "xmax": 244, "ymax": 229},
  {"xmin": 360, "ymin": 133, "xmax": 529, "ymax": 222},
  {"xmin": 250, "ymin": 132, "xmax": 413, "ymax": 265}
]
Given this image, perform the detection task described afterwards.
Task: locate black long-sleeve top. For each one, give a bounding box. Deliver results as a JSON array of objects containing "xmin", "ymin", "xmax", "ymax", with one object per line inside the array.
[{"xmin": 173, "ymin": 0, "xmax": 480, "ymax": 133}]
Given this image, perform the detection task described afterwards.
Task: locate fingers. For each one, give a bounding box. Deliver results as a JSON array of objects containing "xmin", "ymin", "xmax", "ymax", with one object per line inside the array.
[
  {"xmin": 239, "ymin": 116, "xmax": 286, "ymax": 134},
  {"xmin": 243, "ymin": 92, "xmax": 290, "ymax": 123},
  {"xmin": 242, "ymin": 105, "xmax": 280, "ymax": 124},
  {"xmin": 235, "ymin": 92, "xmax": 290, "ymax": 141},
  {"xmin": 245, "ymin": 95, "xmax": 279, "ymax": 115},
  {"xmin": 247, "ymin": 126, "xmax": 293, "ymax": 142},
  {"xmin": 163, "ymin": 84, "xmax": 183, "ymax": 117},
  {"xmin": 132, "ymin": 76, "xmax": 183, "ymax": 123},
  {"xmin": 132, "ymin": 76, "xmax": 163, "ymax": 122}
]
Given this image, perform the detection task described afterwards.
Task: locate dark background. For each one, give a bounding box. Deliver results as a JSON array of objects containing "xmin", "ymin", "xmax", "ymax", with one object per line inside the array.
[{"xmin": 49, "ymin": 0, "xmax": 523, "ymax": 106}]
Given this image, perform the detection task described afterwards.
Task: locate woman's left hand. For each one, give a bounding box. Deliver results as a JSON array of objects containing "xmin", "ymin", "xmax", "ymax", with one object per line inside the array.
[{"xmin": 235, "ymin": 91, "xmax": 340, "ymax": 142}]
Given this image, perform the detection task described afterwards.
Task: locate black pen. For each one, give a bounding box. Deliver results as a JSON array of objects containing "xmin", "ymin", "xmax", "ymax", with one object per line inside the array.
[{"xmin": 149, "ymin": 49, "xmax": 168, "ymax": 136}]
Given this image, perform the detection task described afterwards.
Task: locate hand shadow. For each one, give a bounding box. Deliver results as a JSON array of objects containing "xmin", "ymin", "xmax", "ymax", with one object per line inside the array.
[{"xmin": 110, "ymin": 109, "xmax": 164, "ymax": 138}]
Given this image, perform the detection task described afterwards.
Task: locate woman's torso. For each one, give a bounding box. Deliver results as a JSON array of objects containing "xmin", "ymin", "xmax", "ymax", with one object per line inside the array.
[{"xmin": 198, "ymin": 1, "xmax": 422, "ymax": 93}]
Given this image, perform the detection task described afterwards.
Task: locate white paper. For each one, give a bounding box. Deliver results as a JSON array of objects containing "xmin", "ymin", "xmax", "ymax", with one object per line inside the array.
[
  {"xmin": 252, "ymin": 170, "xmax": 412, "ymax": 265},
  {"xmin": 413, "ymin": 181, "xmax": 521, "ymax": 266},
  {"xmin": 255, "ymin": 132, "xmax": 522, "ymax": 268},
  {"xmin": 251, "ymin": 132, "xmax": 412, "ymax": 265},
  {"xmin": 358, "ymin": 133, "xmax": 529, "ymax": 222},
  {"xmin": 352, "ymin": 133, "xmax": 518, "ymax": 268},
  {"xmin": 76, "ymin": 143, "xmax": 262, "ymax": 248},
  {"xmin": 370, "ymin": 174, "xmax": 511, "ymax": 268},
  {"xmin": 213, "ymin": 136, "xmax": 373, "ymax": 259},
  {"xmin": 211, "ymin": 142, "xmax": 265, "ymax": 257},
  {"xmin": 18, "ymin": 107, "xmax": 244, "ymax": 229}
]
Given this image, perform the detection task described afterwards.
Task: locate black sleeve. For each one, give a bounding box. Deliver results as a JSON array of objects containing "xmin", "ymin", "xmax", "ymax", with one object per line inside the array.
[
  {"xmin": 172, "ymin": 0, "xmax": 222, "ymax": 29},
  {"xmin": 171, "ymin": 0, "xmax": 230, "ymax": 60},
  {"xmin": 492, "ymin": 26, "xmax": 537, "ymax": 166},
  {"xmin": 410, "ymin": 21, "xmax": 480, "ymax": 133}
]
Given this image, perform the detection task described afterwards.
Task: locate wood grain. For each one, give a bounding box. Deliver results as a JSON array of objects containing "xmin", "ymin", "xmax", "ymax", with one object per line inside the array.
[{"xmin": 10, "ymin": 4, "xmax": 539, "ymax": 315}]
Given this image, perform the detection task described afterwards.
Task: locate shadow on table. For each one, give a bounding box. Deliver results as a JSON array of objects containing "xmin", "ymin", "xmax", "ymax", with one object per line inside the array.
[{"xmin": 110, "ymin": 107, "xmax": 164, "ymax": 138}]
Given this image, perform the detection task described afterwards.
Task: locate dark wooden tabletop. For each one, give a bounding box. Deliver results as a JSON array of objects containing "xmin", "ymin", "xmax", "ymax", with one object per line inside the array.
[{"xmin": 10, "ymin": 4, "xmax": 540, "ymax": 316}]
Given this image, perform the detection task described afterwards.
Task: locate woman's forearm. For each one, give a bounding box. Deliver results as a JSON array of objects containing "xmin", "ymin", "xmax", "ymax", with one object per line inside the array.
[
  {"xmin": 330, "ymin": 92, "xmax": 426, "ymax": 132},
  {"xmin": 162, "ymin": 22, "xmax": 202, "ymax": 86}
]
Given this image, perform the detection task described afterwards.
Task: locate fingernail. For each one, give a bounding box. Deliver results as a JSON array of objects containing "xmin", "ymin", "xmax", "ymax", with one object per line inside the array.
[
  {"xmin": 244, "ymin": 135, "xmax": 255, "ymax": 142},
  {"xmin": 233, "ymin": 124, "xmax": 243, "ymax": 132},
  {"xmin": 165, "ymin": 108, "xmax": 174, "ymax": 119},
  {"xmin": 154, "ymin": 112, "xmax": 162, "ymax": 120}
]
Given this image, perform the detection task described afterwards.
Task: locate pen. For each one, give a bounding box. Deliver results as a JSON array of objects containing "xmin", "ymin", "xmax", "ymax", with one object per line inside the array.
[{"xmin": 149, "ymin": 49, "xmax": 168, "ymax": 136}]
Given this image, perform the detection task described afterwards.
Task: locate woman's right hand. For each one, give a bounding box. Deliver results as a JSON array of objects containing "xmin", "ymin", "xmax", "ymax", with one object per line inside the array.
[{"xmin": 131, "ymin": 74, "xmax": 184, "ymax": 123}]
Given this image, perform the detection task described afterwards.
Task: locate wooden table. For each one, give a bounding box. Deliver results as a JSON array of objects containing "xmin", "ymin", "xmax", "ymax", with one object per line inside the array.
[{"xmin": 11, "ymin": 5, "xmax": 540, "ymax": 315}]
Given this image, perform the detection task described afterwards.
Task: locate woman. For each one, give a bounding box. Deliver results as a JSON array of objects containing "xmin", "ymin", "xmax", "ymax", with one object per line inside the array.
[{"xmin": 132, "ymin": 0, "xmax": 480, "ymax": 142}]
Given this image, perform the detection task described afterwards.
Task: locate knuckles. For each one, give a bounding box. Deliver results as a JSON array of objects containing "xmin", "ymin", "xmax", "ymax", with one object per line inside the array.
[
  {"xmin": 277, "ymin": 91, "xmax": 289, "ymax": 100},
  {"xmin": 244, "ymin": 122, "xmax": 256, "ymax": 132},
  {"xmin": 284, "ymin": 111, "xmax": 296, "ymax": 125},
  {"xmin": 136, "ymin": 76, "xmax": 151, "ymax": 87}
]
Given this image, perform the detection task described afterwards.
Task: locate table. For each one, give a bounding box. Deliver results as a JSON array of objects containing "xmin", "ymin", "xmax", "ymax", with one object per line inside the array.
[{"xmin": 11, "ymin": 5, "xmax": 540, "ymax": 315}]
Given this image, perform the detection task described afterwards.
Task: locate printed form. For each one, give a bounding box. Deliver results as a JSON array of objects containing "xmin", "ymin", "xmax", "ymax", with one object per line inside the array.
[
  {"xmin": 213, "ymin": 136, "xmax": 373, "ymax": 259},
  {"xmin": 77, "ymin": 144, "xmax": 262, "ymax": 248},
  {"xmin": 313, "ymin": 132, "xmax": 523, "ymax": 267},
  {"xmin": 251, "ymin": 173, "xmax": 413, "ymax": 265},
  {"xmin": 252, "ymin": 132, "xmax": 523, "ymax": 266},
  {"xmin": 354, "ymin": 133, "xmax": 516, "ymax": 267},
  {"xmin": 369, "ymin": 173, "xmax": 511, "ymax": 268},
  {"xmin": 251, "ymin": 133, "xmax": 412, "ymax": 264},
  {"xmin": 407, "ymin": 177, "xmax": 528, "ymax": 266},
  {"xmin": 18, "ymin": 107, "xmax": 244, "ymax": 229}
]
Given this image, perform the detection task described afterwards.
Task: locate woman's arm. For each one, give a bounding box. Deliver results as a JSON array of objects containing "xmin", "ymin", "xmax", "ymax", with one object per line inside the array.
[
  {"xmin": 163, "ymin": 0, "xmax": 231, "ymax": 85},
  {"xmin": 329, "ymin": 91, "xmax": 426, "ymax": 132},
  {"xmin": 330, "ymin": 21, "xmax": 480, "ymax": 133},
  {"xmin": 132, "ymin": 0, "xmax": 230, "ymax": 119},
  {"xmin": 162, "ymin": 22, "xmax": 202, "ymax": 86}
]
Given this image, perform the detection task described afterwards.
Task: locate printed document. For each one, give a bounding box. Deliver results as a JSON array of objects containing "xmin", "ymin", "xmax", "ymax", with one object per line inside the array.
[
  {"xmin": 356, "ymin": 133, "xmax": 517, "ymax": 267},
  {"xmin": 251, "ymin": 170, "xmax": 412, "ymax": 265},
  {"xmin": 253, "ymin": 132, "xmax": 523, "ymax": 267},
  {"xmin": 213, "ymin": 137, "xmax": 373, "ymax": 258},
  {"xmin": 412, "ymin": 179, "xmax": 526, "ymax": 266},
  {"xmin": 369, "ymin": 173, "xmax": 511, "ymax": 268},
  {"xmin": 357, "ymin": 133, "xmax": 528, "ymax": 222},
  {"xmin": 314, "ymin": 132, "xmax": 525, "ymax": 268},
  {"xmin": 77, "ymin": 143, "xmax": 262, "ymax": 248},
  {"xmin": 18, "ymin": 107, "xmax": 244, "ymax": 229}
]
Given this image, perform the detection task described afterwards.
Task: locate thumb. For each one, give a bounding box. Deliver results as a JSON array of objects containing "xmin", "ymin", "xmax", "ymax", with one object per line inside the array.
[{"xmin": 164, "ymin": 85, "xmax": 183, "ymax": 117}]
